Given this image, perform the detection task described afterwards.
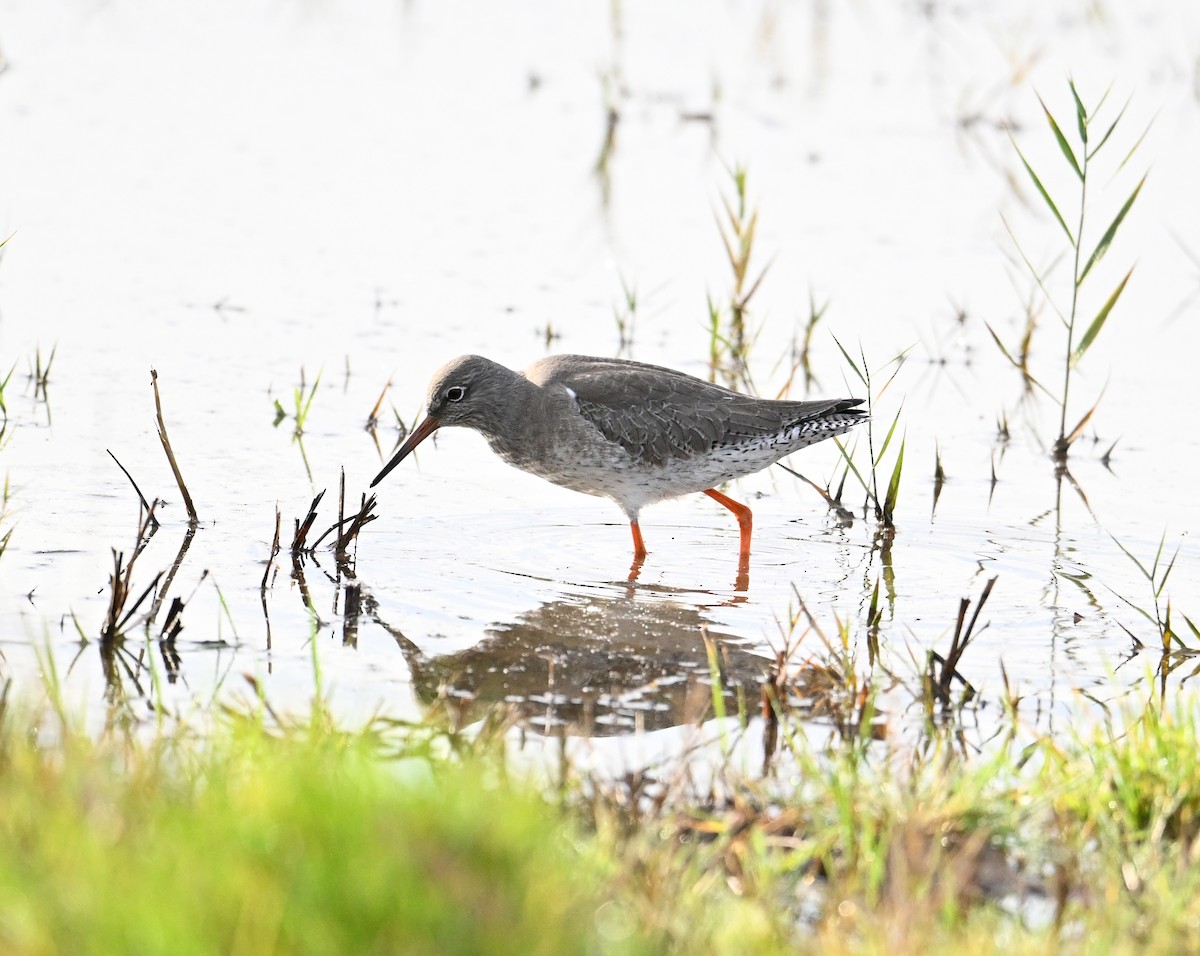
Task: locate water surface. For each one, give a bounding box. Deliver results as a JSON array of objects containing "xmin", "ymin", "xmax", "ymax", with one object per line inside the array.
[{"xmin": 1, "ymin": 0, "xmax": 1198, "ymax": 758}]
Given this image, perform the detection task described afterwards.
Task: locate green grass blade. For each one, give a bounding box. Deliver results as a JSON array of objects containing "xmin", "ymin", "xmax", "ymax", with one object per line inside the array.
[
  {"xmin": 1103, "ymin": 581, "xmax": 1159, "ymax": 628},
  {"xmin": 984, "ymin": 321, "xmax": 1022, "ymax": 369},
  {"xmin": 982, "ymin": 318, "xmax": 1052, "ymax": 396},
  {"xmin": 876, "ymin": 407, "xmax": 903, "ymax": 463},
  {"xmin": 703, "ymin": 635, "xmax": 728, "ymax": 725},
  {"xmin": 883, "ymin": 435, "xmax": 905, "ymax": 523},
  {"xmin": 1079, "ymin": 175, "xmax": 1145, "ymax": 283},
  {"xmin": 1072, "ymin": 267, "xmax": 1133, "ymax": 365},
  {"xmin": 1087, "ymin": 95, "xmax": 1131, "ymax": 159},
  {"xmin": 1011, "ymin": 139, "xmax": 1076, "ymax": 246},
  {"xmin": 1155, "ymin": 540, "xmax": 1181, "ymax": 599},
  {"xmin": 830, "ymin": 332, "xmax": 867, "ymax": 388},
  {"xmin": 0, "ymin": 362, "xmax": 16, "ymax": 415},
  {"xmin": 39, "ymin": 344, "xmax": 58, "ymax": 384},
  {"xmin": 1149, "ymin": 529, "xmax": 1167, "ymax": 580},
  {"xmin": 833, "ymin": 437, "xmax": 872, "ymax": 500},
  {"xmin": 1108, "ymin": 531, "xmax": 1152, "ymax": 582},
  {"xmin": 1162, "ymin": 601, "xmax": 1177, "ymax": 651},
  {"xmin": 1118, "ymin": 113, "xmax": 1156, "ymax": 172},
  {"xmin": 1183, "ymin": 614, "xmax": 1200, "ymax": 644},
  {"xmin": 999, "ymin": 213, "xmax": 1070, "ymax": 327},
  {"xmin": 1064, "ymin": 391, "xmax": 1104, "ymax": 448},
  {"xmin": 873, "ymin": 348, "xmax": 912, "ymax": 403},
  {"xmin": 1037, "ymin": 94, "xmax": 1083, "ymax": 178},
  {"xmin": 1068, "ymin": 79, "xmax": 1088, "ymax": 145},
  {"xmin": 294, "ymin": 369, "xmax": 324, "ymax": 433}
]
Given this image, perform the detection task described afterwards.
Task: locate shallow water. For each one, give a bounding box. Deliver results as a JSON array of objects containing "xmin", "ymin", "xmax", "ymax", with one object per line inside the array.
[{"xmin": 1, "ymin": 0, "xmax": 1199, "ymax": 756}]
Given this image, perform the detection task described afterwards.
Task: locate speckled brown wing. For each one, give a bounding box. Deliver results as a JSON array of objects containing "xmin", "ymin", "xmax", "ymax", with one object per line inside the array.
[{"xmin": 536, "ymin": 356, "xmax": 864, "ymax": 468}]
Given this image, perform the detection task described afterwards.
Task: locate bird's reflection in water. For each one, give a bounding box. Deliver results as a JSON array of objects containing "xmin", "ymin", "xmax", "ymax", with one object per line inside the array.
[{"xmin": 369, "ymin": 592, "xmax": 774, "ymax": 737}]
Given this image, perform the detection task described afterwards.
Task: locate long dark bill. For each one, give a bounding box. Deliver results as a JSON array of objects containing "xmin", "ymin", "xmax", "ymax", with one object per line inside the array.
[{"xmin": 369, "ymin": 415, "xmax": 441, "ymax": 487}]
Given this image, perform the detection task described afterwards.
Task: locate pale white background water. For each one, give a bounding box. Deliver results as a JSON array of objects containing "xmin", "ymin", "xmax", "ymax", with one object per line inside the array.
[{"xmin": 1, "ymin": 0, "xmax": 1198, "ymax": 752}]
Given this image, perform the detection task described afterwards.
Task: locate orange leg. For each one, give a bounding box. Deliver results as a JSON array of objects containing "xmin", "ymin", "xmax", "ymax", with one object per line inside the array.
[
  {"xmin": 703, "ymin": 488, "xmax": 753, "ymax": 559},
  {"xmin": 627, "ymin": 520, "xmax": 648, "ymax": 583},
  {"xmin": 630, "ymin": 520, "xmax": 648, "ymax": 560}
]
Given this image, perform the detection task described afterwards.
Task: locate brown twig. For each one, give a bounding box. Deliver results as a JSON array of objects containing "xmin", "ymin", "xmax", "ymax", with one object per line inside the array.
[
  {"xmin": 145, "ymin": 524, "xmax": 197, "ymax": 626},
  {"xmin": 151, "ymin": 369, "xmax": 198, "ymax": 525}
]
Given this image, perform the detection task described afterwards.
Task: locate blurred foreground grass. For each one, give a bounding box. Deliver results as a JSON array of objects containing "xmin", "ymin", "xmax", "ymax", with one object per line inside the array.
[{"xmin": 2, "ymin": 688, "xmax": 1200, "ymax": 955}]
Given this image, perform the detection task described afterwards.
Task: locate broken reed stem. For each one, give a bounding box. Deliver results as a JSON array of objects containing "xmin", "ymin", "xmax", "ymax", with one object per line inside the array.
[
  {"xmin": 291, "ymin": 490, "xmax": 325, "ymax": 554},
  {"xmin": 101, "ymin": 550, "xmax": 131, "ymax": 647},
  {"xmin": 151, "ymin": 369, "xmax": 198, "ymax": 525},
  {"xmin": 145, "ymin": 524, "xmax": 197, "ymax": 626},
  {"xmin": 334, "ymin": 470, "xmax": 349, "ymax": 564},
  {"xmin": 100, "ymin": 505, "xmax": 166, "ymax": 647},
  {"xmin": 160, "ymin": 596, "xmax": 185, "ymax": 644},
  {"xmin": 929, "ymin": 576, "xmax": 998, "ymax": 706},
  {"xmin": 262, "ymin": 506, "xmax": 281, "ymax": 591},
  {"xmin": 107, "ymin": 449, "xmax": 160, "ymax": 530},
  {"xmin": 315, "ymin": 494, "xmax": 378, "ymax": 556}
]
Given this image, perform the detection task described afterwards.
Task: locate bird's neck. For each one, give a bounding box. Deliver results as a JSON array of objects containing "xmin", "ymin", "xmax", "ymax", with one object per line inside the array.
[{"xmin": 476, "ymin": 371, "xmax": 543, "ymax": 443}]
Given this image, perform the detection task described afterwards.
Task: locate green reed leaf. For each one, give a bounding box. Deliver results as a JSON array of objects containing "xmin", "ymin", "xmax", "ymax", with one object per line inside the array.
[
  {"xmin": 883, "ymin": 435, "xmax": 905, "ymax": 524},
  {"xmin": 1065, "ymin": 393, "xmax": 1103, "ymax": 448},
  {"xmin": 832, "ymin": 436, "xmax": 871, "ymax": 499},
  {"xmin": 1038, "ymin": 94, "xmax": 1083, "ymax": 178},
  {"xmin": 1109, "ymin": 531, "xmax": 1152, "ymax": 583},
  {"xmin": 1068, "ymin": 79, "xmax": 1088, "ymax": 145},
  {"xmin": 1079, "ymin": 176, "xmax": 1145, "ymax": 284},
  {"xmin": 1011, "ymin": 138, "xmax": 1076, "ymax": 247},
  {"xmin": 1118, "ymin": 115, "xmax": 1155, "ymax": 173},
  {"xmin": 984, "ymin": 321, "xmax": 1022, "ymax": 369},
  {"xmin": 703, "ymin": 634, "xmax": 728, "ymax": 735},
  {"xmin": 1072, "ymin": 267, "xmax": 1133, "ymax": 365},
  {"xmin": 1088, "ymin": 95, "xmax": 1131, "ymax": 160},
  {"xmin": 867, "ymin": 576, "xmax": 881, "ymax": 627},
  {"xmin": 876, "ymin": 408, "xmax": 903, "ymax": 464},
  {"xmin": 1183, "ymin": 614, "xmax": 1200, "ymax": 644},
  {"xmin": 830, "ymin": 333, "xmax": 867, "ymax": 388}
]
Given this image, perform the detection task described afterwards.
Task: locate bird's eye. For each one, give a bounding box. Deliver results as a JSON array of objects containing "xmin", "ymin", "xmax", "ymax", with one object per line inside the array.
[{"xmin": 445, "ymin": 385, "xmax": 467, "ymax": 403}]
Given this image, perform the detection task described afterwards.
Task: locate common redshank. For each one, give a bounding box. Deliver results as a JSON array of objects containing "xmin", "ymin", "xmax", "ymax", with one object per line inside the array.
[{"xmin": 370, "ymin": 354, "xmax": 865, "ymax": 566}]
